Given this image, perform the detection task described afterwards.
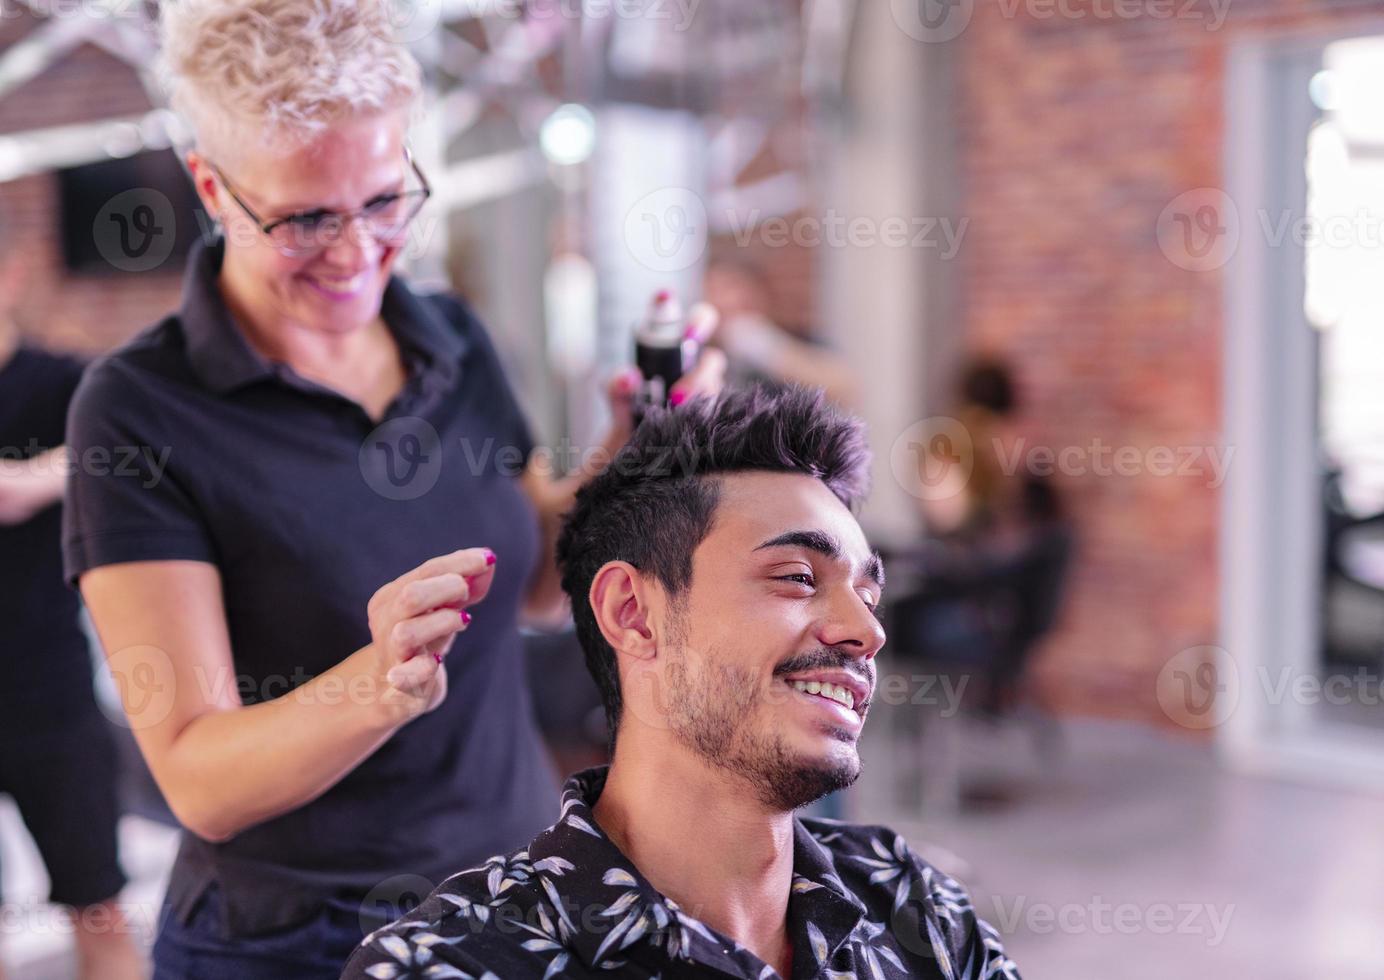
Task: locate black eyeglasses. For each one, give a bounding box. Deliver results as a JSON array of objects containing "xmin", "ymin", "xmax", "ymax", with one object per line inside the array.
[{"xmin": 209, "ymin": 149, "xmax": 432, "ymax": 257}]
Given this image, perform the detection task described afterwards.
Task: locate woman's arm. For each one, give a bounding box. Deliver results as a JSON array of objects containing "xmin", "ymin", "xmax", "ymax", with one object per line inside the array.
[
  {"xmin": 0, "ymin": 447, "xmax": 69, "ymax": 525},
  {"xmin": 519, "ymin": 445, "xmax": 619, "ymax": 627},
  {"xmin": 79, "ymin": 548, "xmax": 494, "ymax": 842},
  {"xmin": 718, "ymin": 313, "xmax": 859, "ymax": 408}
]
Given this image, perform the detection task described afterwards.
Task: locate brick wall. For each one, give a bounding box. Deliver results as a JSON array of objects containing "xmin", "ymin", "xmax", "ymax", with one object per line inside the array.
[
  {"xmin": 0, "ymin": 22, "xmax": 183, "ymax": 355},
  {"xmin": 956, "ymin": 0, "xmax": 1384, "ymax": 725}
]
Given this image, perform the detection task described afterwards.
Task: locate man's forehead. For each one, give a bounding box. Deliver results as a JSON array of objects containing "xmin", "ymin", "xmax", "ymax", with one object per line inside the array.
[{"xmin": 710, "ymin": 471, "xmax": 871, "ymax": 557}]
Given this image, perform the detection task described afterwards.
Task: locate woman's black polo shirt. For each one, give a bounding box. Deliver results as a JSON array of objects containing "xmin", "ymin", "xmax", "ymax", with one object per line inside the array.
[{"xmin": 62, "ymin": 240, "xmax": 557, "ymax": 937}]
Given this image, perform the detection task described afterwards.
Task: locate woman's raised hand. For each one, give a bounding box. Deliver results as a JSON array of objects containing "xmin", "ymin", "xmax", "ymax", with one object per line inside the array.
[{"xmin": 367, "ymin": 547, "xmax": 496, "ymax": 715}]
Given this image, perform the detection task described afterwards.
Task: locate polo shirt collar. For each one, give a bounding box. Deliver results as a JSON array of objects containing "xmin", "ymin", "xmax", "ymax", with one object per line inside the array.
[
  {"xmin": 179, "ymin": 238, "xmax": 468, "ymax": 396},
  {"xmin": 179, "ymin": 239, "xmax": 274, "ymax": 394},
  {"xmin": 529, "ymin": 766, "xmax": 864, "ymax": 976},
  {"xmin": 380, "ymin": 271, "xmax": 467, "ymax": 388}
]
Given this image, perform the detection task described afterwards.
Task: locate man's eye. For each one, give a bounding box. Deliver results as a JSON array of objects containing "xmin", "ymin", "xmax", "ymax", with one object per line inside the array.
[{"xmin": 777, "ymin": 574, "xmax": 815, "ymax": 588}]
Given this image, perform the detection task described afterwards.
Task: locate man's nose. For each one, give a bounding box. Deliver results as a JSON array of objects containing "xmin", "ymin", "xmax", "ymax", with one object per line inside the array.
[{"xmin": 816, "ymin": 590, "xmax": 886, "ymax": 661}]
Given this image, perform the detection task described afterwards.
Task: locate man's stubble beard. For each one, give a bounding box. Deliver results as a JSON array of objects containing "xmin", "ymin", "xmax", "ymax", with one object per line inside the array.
[{"xmin": 661, "ymin": 604, "xmax": 860, "ymax": 812}]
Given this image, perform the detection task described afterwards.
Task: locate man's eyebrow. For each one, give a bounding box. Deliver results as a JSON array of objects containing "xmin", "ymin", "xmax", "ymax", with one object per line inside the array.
[
  {"xmin": 864, "ymin": 551, "xmax": 886, "ymax": 590},
  {"xmin": 754, "ymin": 530, "xmax": 885, "ymax": 588}
]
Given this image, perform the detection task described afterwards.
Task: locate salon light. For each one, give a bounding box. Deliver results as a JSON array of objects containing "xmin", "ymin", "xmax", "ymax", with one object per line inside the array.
[
  {"xmin": 1309, "ymin": 69, "xmax": 1341, "ymax": 112},
  {"xmin": 539, "ymin": 103, "xmax": 596, "ymax": 166}
]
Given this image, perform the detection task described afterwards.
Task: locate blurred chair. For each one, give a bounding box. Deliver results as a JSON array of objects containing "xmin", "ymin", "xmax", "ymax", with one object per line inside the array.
[{"xmin": 883, "ymin": 483, "xmax": 1075, "ymax": 811}]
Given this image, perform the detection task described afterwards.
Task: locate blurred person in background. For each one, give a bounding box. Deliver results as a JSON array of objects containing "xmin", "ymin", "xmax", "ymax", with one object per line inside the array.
[
  {"xmin": 918, "ymin": 357, "xmax": 1027, "ymax": 541},
  {"xmin": 914, "ymin": 357, "xmax": 1072, "ymax": 560},
  {"xmin": 61, "ymin": 2, "xmax": 723, "ymax": 977},
  {"xmin": 703, "ymin": 257, "xmax": 858, "ymax": 407},
  {"xmin": 901, "ymin": 357, "xmax": 1072, "ymax": 719},
  {"xmin": 0, "ymin": 229, "xmax": 144, "ymax": 978}
]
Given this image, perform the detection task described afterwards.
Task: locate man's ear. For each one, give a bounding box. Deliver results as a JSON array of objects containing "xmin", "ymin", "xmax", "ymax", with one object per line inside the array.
[{"xmin": 589, "ymin": 561, "xmax": 657, "ymax": 662}]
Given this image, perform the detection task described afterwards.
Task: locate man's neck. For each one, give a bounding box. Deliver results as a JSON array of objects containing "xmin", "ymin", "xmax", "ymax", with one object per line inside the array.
[{"xmin": 592, "ymin": 743, "xmax": 797, "ymax": 978}]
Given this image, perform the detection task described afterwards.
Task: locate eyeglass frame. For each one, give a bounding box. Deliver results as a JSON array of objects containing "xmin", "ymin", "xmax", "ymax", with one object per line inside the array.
[{"xmin": 207, "ymin": 148, "xmax": 432, "ymax": 257}]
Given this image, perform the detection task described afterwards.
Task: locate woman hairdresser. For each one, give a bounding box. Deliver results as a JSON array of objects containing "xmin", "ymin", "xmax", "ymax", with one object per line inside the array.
[{"xmin": 62, "ymin": 2, "xmax": 723, "ymax": 976}]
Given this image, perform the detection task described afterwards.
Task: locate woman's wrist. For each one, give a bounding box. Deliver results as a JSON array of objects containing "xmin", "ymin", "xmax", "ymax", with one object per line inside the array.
[{"xmin": 324, "ymin": 643, "xmax": 421, "ymax": 734}]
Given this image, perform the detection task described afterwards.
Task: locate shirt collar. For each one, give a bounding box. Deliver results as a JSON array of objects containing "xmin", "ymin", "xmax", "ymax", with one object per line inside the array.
[
  {"xmin": 179, "ymin": 238, "xmax": 468, "ymax": 396},
  {"xmin": 532, "ymin": 767, "xmax": 865, "ymax": 976},
  {"xmin": 786, "ymin": 819, "xmax": 871, "ymax": 973}
]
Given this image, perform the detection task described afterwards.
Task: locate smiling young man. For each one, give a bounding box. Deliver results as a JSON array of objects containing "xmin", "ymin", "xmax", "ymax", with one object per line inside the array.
[{"xmin": 342, "ymin": 386, "xmax": 1020, "ymax": 980}]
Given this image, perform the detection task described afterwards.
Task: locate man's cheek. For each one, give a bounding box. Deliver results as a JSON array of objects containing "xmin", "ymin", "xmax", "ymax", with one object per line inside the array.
[
  {"xmin": 760, "ymin": 678, "xmax": 798, "ymax": 711},
  {"xmin": 620, "ymin": 659, "xmax": 679, "ymax": 732}
]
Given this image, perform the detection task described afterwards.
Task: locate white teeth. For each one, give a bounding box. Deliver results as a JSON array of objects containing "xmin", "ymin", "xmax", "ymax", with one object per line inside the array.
[
  {"xmin": 310, "ymin": 273, "xmax": 366, "ymax": 293},
  {"xmin": 790, "ymin": 679, "xmax": 857, "ymax": 712}
]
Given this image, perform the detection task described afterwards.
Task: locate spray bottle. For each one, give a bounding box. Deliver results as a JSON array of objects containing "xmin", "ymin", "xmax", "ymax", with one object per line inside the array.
[{"xmin": 632, "ymin": 288, "xmax": 718, "ymax": 423}]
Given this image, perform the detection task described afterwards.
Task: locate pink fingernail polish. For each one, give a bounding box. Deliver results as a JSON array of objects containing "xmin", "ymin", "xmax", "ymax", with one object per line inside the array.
[
  {"xmin": 484, "ymin": 550, "xmax": 496, "ymax": 566},
  {"xmin": 670, "ymin": 391, "xmax": 687, "ymax": 407},
  {"xmin": 461, "ymin": 610, "xmax": 472, "ymax": 626},
  {"xmin": 433, "ymin": 652, "xmax": 443, "ymax": 664}
]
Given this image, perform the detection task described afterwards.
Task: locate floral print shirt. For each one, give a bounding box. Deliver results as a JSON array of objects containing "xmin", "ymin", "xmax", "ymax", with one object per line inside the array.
[{"xmin": 341, "ymin": 767, "xmax": 1021, "ymax": 980}]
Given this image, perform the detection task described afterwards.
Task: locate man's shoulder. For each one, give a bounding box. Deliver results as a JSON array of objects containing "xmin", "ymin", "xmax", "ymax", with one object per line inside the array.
[
  {"xmin": 799, "ymin": 816, "xmax": 929, "ymax": 872},
  {"xmin": 798, "ymin": 817, "xmax": 1021, "ymax": 979},
  {"xmin": 341, "ymin": 846, "xmax": 561, "ymax": 980},
  {"xmin": 798, "ymin": 816, "xmax": 978, "ymax": 915}
]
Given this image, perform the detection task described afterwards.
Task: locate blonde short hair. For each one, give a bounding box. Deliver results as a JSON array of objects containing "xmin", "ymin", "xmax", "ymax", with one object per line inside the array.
[{"xmin": 158, "ymin": 0, "xmax": 423, "ymax": 160}]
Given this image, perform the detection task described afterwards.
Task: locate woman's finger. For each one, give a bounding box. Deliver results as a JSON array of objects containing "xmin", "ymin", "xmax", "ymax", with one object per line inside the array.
[
  {"xmin": 456, "ymin": 564, "xmax": 497, "ymax": 609},
  {"xmin": 605, "ymin": 367, "xmax": 641, "ymax": 437},
  {"xmin": 396, "ymin": 573, "xmax": 469, "ymax": 618},
  {"xmin": 385, "ymin": 651, "xmax": 443, "ymax": 694},
  {"xmin": 389, "ymin": 606, "xmax": 471, "ymax": 662},
  {"xmin": 683, "ymin": 301, "xmax": 720, "ymax": 345},
  {"xmin": 406, "ymin": 547, "xmax": 495, "ymax": 585},
  {"xmin": 671, "ymin": 346, "xmax": 728, "ymax": 400}
]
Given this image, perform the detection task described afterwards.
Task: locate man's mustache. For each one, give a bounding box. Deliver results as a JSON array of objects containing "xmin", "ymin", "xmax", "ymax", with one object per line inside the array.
[{"xmin": 772, "ymin": 648, "xmax": 875, "ymax": 707}]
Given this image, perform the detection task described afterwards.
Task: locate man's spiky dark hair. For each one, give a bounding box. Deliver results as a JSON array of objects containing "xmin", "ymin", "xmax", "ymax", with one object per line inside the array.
[{"xmin": 555, "ymin": 384, "xmax": 871, "ymax": 740}]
